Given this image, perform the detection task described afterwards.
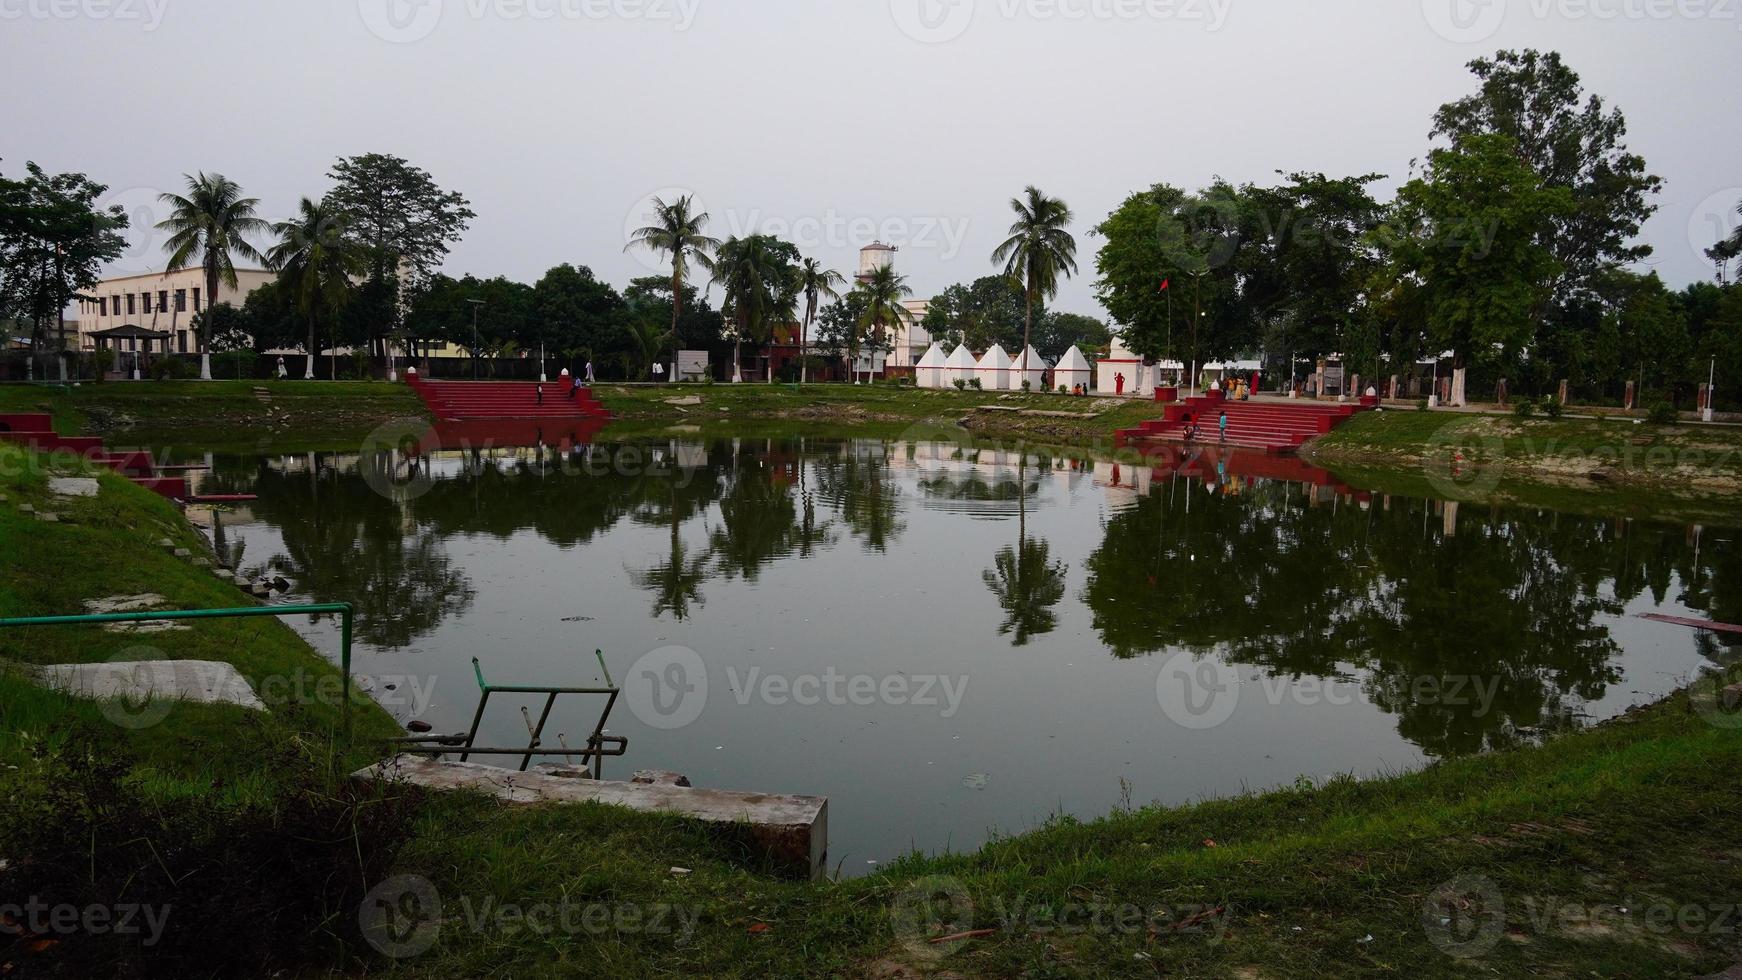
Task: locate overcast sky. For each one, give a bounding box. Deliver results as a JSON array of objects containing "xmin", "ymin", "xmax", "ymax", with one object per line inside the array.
[{"xmin": 5, "ymin": 0, "xmax": 1739, "ymax": 316}]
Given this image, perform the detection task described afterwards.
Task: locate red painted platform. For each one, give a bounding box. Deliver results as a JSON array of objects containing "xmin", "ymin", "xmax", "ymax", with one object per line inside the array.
[
  {"xmin": 1637, "ymin": 614, "xmax": 1742, "ymax": 636},
  {"xmin": 406, "ymin": 375, "xmax": 613, "ymax": 422},
  {"xmin": 1115, "ymin": 393, "xmax": 1376, "ymax": 454}
]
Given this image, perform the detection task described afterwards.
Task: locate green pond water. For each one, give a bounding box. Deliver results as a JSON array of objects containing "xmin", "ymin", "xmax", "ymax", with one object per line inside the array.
[{"xmin": 185, "ymin": 435, "xmax": 1740, "ymax": 872}]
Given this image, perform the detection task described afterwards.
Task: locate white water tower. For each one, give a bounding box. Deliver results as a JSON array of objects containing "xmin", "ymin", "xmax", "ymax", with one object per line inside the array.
[{"xmin": 856, "ymin": 241, "xmax": 897, "ymax": 281}]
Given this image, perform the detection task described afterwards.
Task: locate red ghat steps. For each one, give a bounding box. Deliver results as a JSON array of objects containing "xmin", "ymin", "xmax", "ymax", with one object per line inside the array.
[
  {"xmin": 1115, "ymin": 393, "xmax": 1378, "ymax": 455},
  {"xmin": 0, "ymin": 413, "xmax": 187, "ymax": 500},
  {"xmin": 406, "ymin": 376, "xmax": 613, "ymax": 422}
]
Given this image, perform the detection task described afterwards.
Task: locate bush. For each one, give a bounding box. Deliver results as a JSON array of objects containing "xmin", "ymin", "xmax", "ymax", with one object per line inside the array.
[
  {"xmin": 1058, "ymin": 385, "xmax": 1069, "ymax": 395},
  {"xmin": 952, "ymin": 379, "xmax": 966, "ymax": 391},
  {"xmin": 1542, "ymin": 397, "xmax": 1564, "ymax": 419},
  {"xmin": 969, "ymin": 378, "xmax": 983, "ymax": 391},
  {"xmin": 1648, "ymin": 401, "xmax": 1678, "ymax": 425},
  {"xmin": 0, "ymin": 729, "xmax": 422, "ymax": 977},
  {"xmin": 1416, "ymin": 399, "xmax": 1430, "ymax": 412},
  {"xmin": 1020, "ymin": 380, "xmax": 1032, "ymax": 393},
  {"xmin": 147, "ymin": 357, "xmax": 195, "ymax": 381},
  {"xmin": 1512, "ymin": 397, "xmax": 1537, "ymax": 419}
]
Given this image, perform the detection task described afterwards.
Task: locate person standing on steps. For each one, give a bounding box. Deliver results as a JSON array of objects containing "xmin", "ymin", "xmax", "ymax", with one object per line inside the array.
[
  {"xmin": 1218, "ymin": 409, "xmax": 1229, "ymax": 443},
  {"xmin": 569, "ymin": 373, "xmax": 582, "ymax": 400},
  {"xmin": 536, "ymin": 383, "xmax": 544, "ymax": 406}
]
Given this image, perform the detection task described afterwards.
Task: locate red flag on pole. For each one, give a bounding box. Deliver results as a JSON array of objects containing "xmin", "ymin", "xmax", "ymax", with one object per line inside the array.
[{"xmin": 1159, "ymin": 278, "xmax": 1170, "ymax": 293}]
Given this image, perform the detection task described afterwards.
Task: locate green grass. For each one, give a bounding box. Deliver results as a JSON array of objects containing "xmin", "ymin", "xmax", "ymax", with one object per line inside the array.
[{"xmin": 0, "ymin": 441, "xmax": 400, "ymax": 779}]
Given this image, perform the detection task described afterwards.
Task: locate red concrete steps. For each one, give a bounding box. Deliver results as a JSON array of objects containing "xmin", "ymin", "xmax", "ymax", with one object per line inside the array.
[
  {"xmin": 1115, "ymin": 396, "xmax": 1377, "ymax": 454},
  {"xmin": 406, "ymin": 377, "xmax": 613, "ymax": 422},
  {"xmin": 0, "ymin": 414, "xmax": 186, "ymax": 500}
]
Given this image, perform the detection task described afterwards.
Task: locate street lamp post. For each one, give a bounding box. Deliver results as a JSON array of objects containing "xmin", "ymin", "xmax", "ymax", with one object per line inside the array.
[
  {"xmin": 465, "ymin": 299, "xmax": 484, "ymax": 381},
  {"xmin": 1707, "ymin": 356, "xmax": 1717, "ymax": 423}
]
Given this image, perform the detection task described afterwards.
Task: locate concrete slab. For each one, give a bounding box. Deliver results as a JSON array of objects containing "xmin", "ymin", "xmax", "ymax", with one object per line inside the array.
[
  {"xmin": 35, "ymin": 660, "xmax": 266, "ymax": 711},
  {"xmin": 47, "ymin": 477, "xmax": 99, "ymax": 498},
  {"xmin": 360, "ymin": 754, "xmax": 828, "ymax": 879}
]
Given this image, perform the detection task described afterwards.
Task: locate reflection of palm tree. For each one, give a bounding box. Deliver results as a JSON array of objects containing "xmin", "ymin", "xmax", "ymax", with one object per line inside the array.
[
  {"xmin": 792, "ymin": 452, "xmax": 837, "ymax": 558},
  {"xmin": 711, "ymin": 441, "xmax": 798, "ymax": 580},
  {"xmin": 983, "ymin": 455, "xmax": 1067, "ymax": 645},
  {"xmin": 817, "ymin": 445, "xmax": 906, "ymax": 553},
  {"xmin": 632, "ymin": 525, "xmax": 711, "ymax": 621}
]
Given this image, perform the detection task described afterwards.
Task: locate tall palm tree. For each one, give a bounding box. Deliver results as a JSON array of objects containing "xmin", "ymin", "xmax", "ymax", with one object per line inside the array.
[
  {"xmin": 855, "ymin": 264, "xmax": 912, "ymax": 385},
  {"xmin": 625, "ymin": 195, "xmax": 718, "ymax": 383},
  {"xmin": 157, "ymin": 172, "xmax": 269, "ymax": 380},
  {"xmin": 796, "ymin": 258, "xmax": 844, "ymax": 384},
  {"xmin": 267, "ymin": 198, "xmax": 362, "ymax": 380},
  {"xmin": 992, "ymin": 186, "xmax": 1078, "ymax": 384}
]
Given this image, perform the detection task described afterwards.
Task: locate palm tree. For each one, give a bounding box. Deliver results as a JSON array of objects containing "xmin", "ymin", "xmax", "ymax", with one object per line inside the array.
[
  {"xmin": 711, "ymin": 235, "xmax": 797, "ymax": 383},
  {"xmin": 266, "ymin": 198, "xmax": 362, "ymax": 380},
  {"xmin": 855, "ymin": 264, "xmax": 912, "ymax": 385},
  {"xmin": 796, "ymin": 258, "xmax": 844, "ymax": 384},
  {"xmin": 625, "ymin": 312, "xmax": 670, "ymax": 381},
  {"xmin": 157, "ymin": 172, "xmax": 269, "ymax": 380},
  {"xmin": 625, "ymin": 195, "xmax": 718, "ymax": 383},
  {"xmin": 992, "ymin": 186, "xmax": 1078, "ymax": 384}
]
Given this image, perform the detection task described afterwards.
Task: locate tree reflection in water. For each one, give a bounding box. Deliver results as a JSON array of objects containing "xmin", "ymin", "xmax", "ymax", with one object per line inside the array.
[{"xmin": 218, "ymin": 439, "xmax": 1737, "ymax": 759}]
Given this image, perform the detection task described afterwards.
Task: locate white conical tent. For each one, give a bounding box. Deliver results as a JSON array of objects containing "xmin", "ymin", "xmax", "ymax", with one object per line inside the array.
[
  {"xmin": 914, "ymin": 343, "xmax": 947, "ymax": 388},
  {"xmin": 976, "ymin": 344, "xmax": 1012, "ymax": 390},
  {"xmin": 1011, "ymin": 346, "xmax": 1048, "ymax": 390},
  {"xmin": 943, "ymin": 345, "xmax": 978, "ymax": 387},
  {"xmin": 1054, "ymin": 345, "xmax": 1092, "ymax": 391}
]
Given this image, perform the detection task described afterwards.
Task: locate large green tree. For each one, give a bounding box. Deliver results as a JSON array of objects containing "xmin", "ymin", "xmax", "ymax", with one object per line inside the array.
[
  {"xmin": 1431, "ymin": 50, "xmax": 1661, "ymax": 317},
  {"xmin": 325, "ymin": 153, "xmax": 475, "ymax": 362},
  {"xmin": 0, "ymin": 163, "xmax": 127, "ymax": 380},
  {"xmin": 711, "ymin": 235, "xmax": 800, "ymax": 382},
  {"xmin": 992, "ymin": 186, "xmax": 1078, "ymax": 379},
  {"xmin": 1383, "ymin": 133, "xmax": 1573, "ymax": 371},
  {"xmin": 854, "ymin": 263, "xmax": 913, "ymax": 383},
  {"xmin": 157, "ymin": 172, "xmax": 269, "ymax": 380},
  {"xmin": 795, "ymin": 257, "xmax": 845, "ymax": 384},
  {"xmin": 533, "ymin": 263, "xmax": 629, "ymax": 377}
]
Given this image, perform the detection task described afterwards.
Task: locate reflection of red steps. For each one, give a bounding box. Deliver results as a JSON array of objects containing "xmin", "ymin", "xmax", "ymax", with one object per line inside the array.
[
  {"xmin": 406, "ymin": 377, "xmax": 613, "ymax": 422},
  {"xmin": 0, "ymin": 413, "xmax": 185, "ymax": 499},
  {"xmin": 1115, "ymin": 397, "xmax": 1375, "ymax": 454},
  {"xmin": 418, "ymin": 417, "xmax": 611, "ymax": 454},
  {"xmin": 1131, "ymin": 444, "xmax": 1361, "ymax": 495}
]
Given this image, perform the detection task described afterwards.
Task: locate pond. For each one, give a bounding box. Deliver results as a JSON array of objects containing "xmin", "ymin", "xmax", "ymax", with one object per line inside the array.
[{"xmin": 185, "ymin": 432, "xmax": 1740, "ymax": 872}]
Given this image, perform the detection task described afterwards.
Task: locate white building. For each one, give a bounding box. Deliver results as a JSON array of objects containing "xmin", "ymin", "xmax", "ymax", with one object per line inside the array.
[
  {"xmin": 976, "ymin": 343, "xmax": 1012, "ymax": 390},
  {"xmin": 75, "ymin": 267, "xmax": 274, "ymax": 354},
  {"xmin": 854, "ymin": 242, "xmax": 933, "ymax": 371},
  {"xmin": 1054, "ymin": 346, "xmax": 1092, "ymax": 391}
]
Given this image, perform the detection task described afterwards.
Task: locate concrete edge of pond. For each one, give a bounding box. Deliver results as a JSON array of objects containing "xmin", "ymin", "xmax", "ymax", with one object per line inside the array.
[{"xmin": 355, "ymin": 754, "xmax": 828, "ymax": 879}]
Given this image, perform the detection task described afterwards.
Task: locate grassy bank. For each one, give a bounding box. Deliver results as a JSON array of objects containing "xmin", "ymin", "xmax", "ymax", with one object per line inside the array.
[
  {"xmin": 0, "ymin": 379, "xmax": 426, "ymax": 455},
  {"xmin": 3, "ymin": 405, "xmax": 1742, "ymax": 976},
  {"xmin": 1308, "ymin": 408, "xmax": 1742, "ymax": 523}
]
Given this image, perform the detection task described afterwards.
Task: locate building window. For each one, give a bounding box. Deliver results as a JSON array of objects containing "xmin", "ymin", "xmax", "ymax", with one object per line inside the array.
[
  {"xmin": 98, "ymin": 298, "xmax": 107, "ymax": 316},
  {"xmin": 192, "ymin": 288, "xmax": 201, "ymax": 311},
  {"xmin": 141, "ymin": 293, "xmax": 151, "ymax": 314},
  {"xmin": 158, "ymin": 291, "xmax": 168, "ymax": 314},
  {"xmin": 175, "ymin": 289, "xmax": 186, "ymax": 312},
  {"xmin": 178, "ymin": 331, "xmax": 188, "ymax": 353},
  {"xmin": 126, "ymin": 294, "xmax": 136, "ymax": 315}
]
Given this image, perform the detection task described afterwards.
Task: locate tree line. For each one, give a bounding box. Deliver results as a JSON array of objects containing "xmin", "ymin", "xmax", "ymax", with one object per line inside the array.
[{"xmin": 1093, "ymin": 49, "xmax": 1742, "ymax": 407}]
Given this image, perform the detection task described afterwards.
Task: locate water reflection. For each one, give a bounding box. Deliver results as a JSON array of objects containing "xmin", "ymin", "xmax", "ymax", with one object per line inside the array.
[{"xmin": 193, "ymin": 436, "xmax": 1738, "ymax": 767}]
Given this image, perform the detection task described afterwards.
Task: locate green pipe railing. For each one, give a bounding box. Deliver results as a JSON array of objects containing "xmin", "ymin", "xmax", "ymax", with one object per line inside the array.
[{"xmin": 0, "ymin": 603, "xmax": 357, "ymax": 729}]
